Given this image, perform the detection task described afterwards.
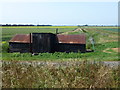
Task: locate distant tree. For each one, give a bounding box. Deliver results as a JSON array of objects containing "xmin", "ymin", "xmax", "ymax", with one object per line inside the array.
[
  {"xmin": 12, "ymin": 24, "xmax": 17, "ymax": 26},
  {"xmin": 77, "ymin": 25, "xmax": 81, "ymax": 27},
  {"xmin": 84, "ymin": 24, "xmax": 88, "ymax": 26}
]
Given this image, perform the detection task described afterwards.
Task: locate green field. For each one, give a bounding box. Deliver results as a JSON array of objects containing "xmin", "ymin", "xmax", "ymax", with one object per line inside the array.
[
  {"xmin": 1, "ymin": 27, "xmax": 76, "ymax": 41},
  {"xmin": 1, "ymin": 26, "xmax": 118, "ymax": 61}
]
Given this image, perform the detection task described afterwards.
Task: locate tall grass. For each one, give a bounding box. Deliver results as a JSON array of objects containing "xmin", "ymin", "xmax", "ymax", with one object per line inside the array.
[{"xmin": 2, "ymin": 60, "xmax": 120, "ymax": 88}]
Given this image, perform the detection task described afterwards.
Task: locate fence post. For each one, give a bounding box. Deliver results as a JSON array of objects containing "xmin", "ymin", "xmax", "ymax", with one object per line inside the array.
[{"xmin": 56, "ymin": 28, "xmax": 58, "ymax": 34}]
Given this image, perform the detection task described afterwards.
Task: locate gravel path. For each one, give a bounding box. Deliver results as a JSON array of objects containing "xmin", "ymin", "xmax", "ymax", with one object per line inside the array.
[{"xmin": 2, "ymin": 60, "xmax": 120, "ymax": 69}]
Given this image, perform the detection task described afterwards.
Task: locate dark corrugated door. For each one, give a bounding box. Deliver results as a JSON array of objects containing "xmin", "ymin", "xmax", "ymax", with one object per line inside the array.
[{"xmin": 32, "ymin": 33, "xmax": 56, "ymax": 53}]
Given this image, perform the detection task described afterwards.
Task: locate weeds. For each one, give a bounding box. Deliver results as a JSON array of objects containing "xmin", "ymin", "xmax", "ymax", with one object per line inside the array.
[{"xmin": 2, "ymin": 60, "xmax": 120, "ymax": 88}]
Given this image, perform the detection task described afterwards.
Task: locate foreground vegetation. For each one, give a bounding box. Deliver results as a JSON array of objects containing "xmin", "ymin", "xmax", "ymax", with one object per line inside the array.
[{"xmin": 2, "ymin": 60, "xmax": 120, "ymax": 88}]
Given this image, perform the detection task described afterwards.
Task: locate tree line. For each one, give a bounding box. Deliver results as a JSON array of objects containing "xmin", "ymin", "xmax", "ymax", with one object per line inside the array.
[{"xmin": 0, "ymin": 24, "xmax": 52, "ymax": 26}]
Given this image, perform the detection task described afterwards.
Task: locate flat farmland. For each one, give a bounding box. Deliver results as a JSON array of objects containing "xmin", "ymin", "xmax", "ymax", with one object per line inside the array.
[
  {"xmin": 1, "ymin": 26, "xmax": 119, "ymax": 61},
  {"xmin": 1, "ymin": 26, "xmax": 77, "ymax": 41}
]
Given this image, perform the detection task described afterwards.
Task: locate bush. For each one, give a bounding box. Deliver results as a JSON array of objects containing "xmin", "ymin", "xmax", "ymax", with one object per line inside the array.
[{"xmin": 2, "ymin": 41, "xmax": 9, "ymax": 53}]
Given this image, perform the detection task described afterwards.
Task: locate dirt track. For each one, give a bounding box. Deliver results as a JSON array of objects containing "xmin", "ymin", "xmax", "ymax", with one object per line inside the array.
[
  {"xmin": 61, "ymin": 28, "xmax": 83, "ymax": 34},
  {"xmin": 103, "ymin": 48, "xmax": 119, "ymax": 53}
]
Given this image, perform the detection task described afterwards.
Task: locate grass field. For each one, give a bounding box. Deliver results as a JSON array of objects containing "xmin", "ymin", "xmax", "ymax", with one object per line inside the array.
[
  {"xmin": 1, "ymin": 26, "xmax": 119, "ymax": 61},
  {"xmin": 1, "ymin": 27, "xmax": 76, "ymax": 41}
]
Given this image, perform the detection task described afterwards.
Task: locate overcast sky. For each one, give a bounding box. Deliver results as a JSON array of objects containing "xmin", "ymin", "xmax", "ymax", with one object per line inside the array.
[{"xmin": 0, "ymin": 0, "xmax": 118, "ymax": 25}]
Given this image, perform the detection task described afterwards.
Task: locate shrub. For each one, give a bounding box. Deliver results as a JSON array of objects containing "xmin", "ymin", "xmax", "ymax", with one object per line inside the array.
[{"xmin": 2, "ymin": 41, "xmax": 9, "ymax": 53}]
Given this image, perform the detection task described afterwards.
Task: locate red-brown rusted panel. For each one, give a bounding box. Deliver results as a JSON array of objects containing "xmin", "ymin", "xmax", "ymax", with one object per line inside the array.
[
  {"xmin": 57, "ymin": 34, "xmax": 86, "ymax": 44},
  {"xmin": 9, "ymin": 34, "xmax": 86, "ymax": 44},
  {"xmin": 9, "ymin": 34, "xmax": 32, "ymax": 43}
]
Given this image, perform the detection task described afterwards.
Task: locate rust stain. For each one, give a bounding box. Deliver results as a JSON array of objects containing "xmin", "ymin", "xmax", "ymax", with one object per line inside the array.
[
  {"xmin": 9, "ymin": 34, "xmax": 32, "ymax": 43},
  {"xmin": 9, "ymin": 34, "xmax": 86, "ymax": 44},
  {"xmin": 57, "ymin": 34, "xmax": 86, "ymax": 44}
]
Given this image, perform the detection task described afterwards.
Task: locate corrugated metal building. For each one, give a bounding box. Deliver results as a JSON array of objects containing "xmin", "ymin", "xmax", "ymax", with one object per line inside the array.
[
  {"xmin": 57, "ymin": 34, "xmax": 86, "ymax": 53},
  {"xmin": 9, "ymin": 33, "xmax": 86, "ymax": 53},
  {"xmin": 9, "ymin": 34, "xmax": 31, "ymax": 53}
]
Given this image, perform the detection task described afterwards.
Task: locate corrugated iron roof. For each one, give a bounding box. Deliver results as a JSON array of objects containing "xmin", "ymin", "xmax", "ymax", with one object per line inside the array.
[
  {"xmin": 9, "ymin": 34, "xmax": 32, "ymax": 43},
  {"xmin": 57, "ymin": 34, "xmax": 86, "ymax": 44},
  {"xmin": 9, "ymin": 34, "xmax": 86, "ymax": 44}
]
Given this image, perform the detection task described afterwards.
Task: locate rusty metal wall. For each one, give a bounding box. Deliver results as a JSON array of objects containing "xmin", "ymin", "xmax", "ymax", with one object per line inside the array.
[
  {"xmin": 56, "ymin": 43, "xmax": 86, "ymax": 53},
  {"xmin": 32, "ymin": 33, "xmax": 57, "ymax": 53}
]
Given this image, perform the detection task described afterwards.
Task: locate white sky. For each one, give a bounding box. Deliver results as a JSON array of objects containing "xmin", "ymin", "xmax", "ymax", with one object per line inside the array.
[{"xmin": 0, "ymin": 0, "xmax": 119, "ymax": 25}]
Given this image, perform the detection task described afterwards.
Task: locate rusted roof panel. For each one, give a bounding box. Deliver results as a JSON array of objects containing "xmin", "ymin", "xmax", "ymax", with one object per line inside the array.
[
  {"xmin": 9, "ymin": 34, "xmax": 32, "ymax": 43},
  {"xmin": 57, "ymin": 34, "xmax": 86, "ymax": 44},
  {"xmin": 9, "ymin": 34, "xmax": 86, "ymax": 44}
]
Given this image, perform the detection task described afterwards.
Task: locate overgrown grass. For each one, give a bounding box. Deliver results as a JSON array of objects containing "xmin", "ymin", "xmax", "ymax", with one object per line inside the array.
[
  {"xmin": 2, "ymin": 60, "xmax": 120, "ymax": 88},
  {"xmin": 2, "ymin": 42, "xmax": 118, "ymax": 61}
]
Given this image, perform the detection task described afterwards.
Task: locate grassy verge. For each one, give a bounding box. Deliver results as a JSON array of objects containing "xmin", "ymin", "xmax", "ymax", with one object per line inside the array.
[{"xmin": 2, "ymin": 42, "xmax": 118, "ymax": 61}]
